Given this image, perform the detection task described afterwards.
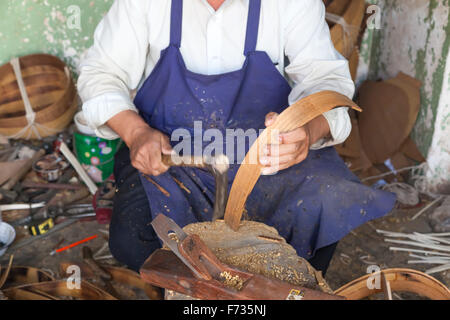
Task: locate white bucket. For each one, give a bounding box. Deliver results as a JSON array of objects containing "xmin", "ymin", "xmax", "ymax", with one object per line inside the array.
[{"xmin": 0, "ymin": 222, "xmax": 16, "ymax": 257}]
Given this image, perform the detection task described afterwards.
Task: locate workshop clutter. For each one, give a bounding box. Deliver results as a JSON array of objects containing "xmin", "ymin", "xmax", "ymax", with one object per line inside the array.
[
  {"xmin": 0, "ymin": 254, "xmax": 162, "ymax": 300},
  {"xmin": 335, "ymin": 72, "xmax": 424, "ymax": 187},
  {"xmin": 73, "ymin": 112, "xmax": 122, "ymax": 183},
  {"xmin": 324, "ymin": 0, "xmax": 366, "ymax": 80}
]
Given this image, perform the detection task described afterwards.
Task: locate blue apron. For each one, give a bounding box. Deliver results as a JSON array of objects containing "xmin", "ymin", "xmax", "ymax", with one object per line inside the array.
[{"xmin": 132, "ymin": 0, "xmax": 396, "ymax": 260}]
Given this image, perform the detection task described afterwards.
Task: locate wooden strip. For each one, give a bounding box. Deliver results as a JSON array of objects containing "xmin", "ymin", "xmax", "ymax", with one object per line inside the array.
[
  {"xmin": 0, "ymin": 90, "xmax": 77, "ymax": 139},
  {"xmin": 224, "ymin": 91, "xmax": 361, "ymax": 230},
  {"xmin": 0, "ymin": 54, "xmax": 76, "ymax": 139},
  {"xmin": 0, "ymin": 90, "xmax": 64, "ymax": 117},
  {"xmin": 335, "ymin": 268, "xmax": 450, "ymax": 300},
  {"xmin": 326, "ymin": 0, "xmax": 350, "ymax": 16},
  {"xmin": 0, "ymin": 65, "xmax": 64, "ymax": 86},
  {"xmin": 329, "ymin": 0, "xmax": 366, "ymax": 59}
]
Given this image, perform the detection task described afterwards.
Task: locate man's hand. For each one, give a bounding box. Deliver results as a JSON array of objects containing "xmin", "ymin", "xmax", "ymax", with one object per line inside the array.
[
  {"xmin": 260, "ymin": 111, "xmax": 331, "ymax": 175},
  {"xmin": 128, "ymin": 126, "xmax": 173, "ymax": 176},
  {"xmin": 107, "ymin": 110, "xmax": 173, "ymax": 176},
  {"xmin": 259, "ymin": 112, "xmax": 311, "ymax": 175}
]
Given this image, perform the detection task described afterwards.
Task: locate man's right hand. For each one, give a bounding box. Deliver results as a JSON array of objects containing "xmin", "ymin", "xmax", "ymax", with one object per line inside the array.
[{"xmin": 106, "ymin": 110, "xmax": 173, "ymax": 176}]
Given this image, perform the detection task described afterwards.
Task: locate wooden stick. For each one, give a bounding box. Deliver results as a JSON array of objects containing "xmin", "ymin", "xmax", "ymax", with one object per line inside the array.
[
  {"xmin": 411, "ymin": 196, "xmax": 444, "ymax": 221},
  {"xmin": 426, "ymin": 263, "xmax": 450, "ymax": 275},
  {"xmin": 389, "ymin": 247, "xmax": 450, "ymax": 257},
  {"xmin": 58, "ymin": 142, "xmax": 98, "ymax": 195},
  {"xmin": 142, "ymin": 175, "xmax": 170, "ymax": 197},
  {"xmin": 385, "ymin": 239, "xmax": 450, "ymax": 253},
  {"xmin": 172, "ymin": 177, "xmax": 191, "ymax": 194}
]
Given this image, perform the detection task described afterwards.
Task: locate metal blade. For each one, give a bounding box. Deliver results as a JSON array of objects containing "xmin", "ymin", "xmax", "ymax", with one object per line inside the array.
[{"xmin": 151, "ymin": 214, "xmax": 203, "ymax": 278}]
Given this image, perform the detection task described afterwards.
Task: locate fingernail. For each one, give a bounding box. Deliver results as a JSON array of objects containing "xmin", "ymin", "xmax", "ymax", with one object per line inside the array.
[{"xmin": 259, "ymin": 157, "xmax": 269, "ymax": 165}]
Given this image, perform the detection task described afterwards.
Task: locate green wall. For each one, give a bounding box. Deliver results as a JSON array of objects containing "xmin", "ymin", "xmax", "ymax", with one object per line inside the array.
[
  {"xmin": 0, "ymin": 0, "xmax": 114, "ymax": 73},
  {"xmin": 1, "ymin": 0, "xmax": 449, "ymax": 161}
]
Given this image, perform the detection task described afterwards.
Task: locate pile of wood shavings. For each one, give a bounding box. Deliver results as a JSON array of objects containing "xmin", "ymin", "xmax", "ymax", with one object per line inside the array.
[
  {"xmin": 219, "ymin": 271, "xmax": 244, "ymax": 291},
  {"xmin": 182, "ymin": 220, "xmax": 331, "ymax": 293}
]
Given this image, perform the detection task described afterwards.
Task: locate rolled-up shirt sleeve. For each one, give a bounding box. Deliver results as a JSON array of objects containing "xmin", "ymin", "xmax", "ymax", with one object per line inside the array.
[
  {"xmin": 283, "ymin": 0, "xmax": 355, "ymax": 149},
  {"xmin": 77, "ymin": 0, "xmax": 149, "ymax": 140}
]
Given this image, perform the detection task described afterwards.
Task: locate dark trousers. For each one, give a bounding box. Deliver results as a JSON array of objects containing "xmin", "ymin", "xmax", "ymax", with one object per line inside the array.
[{"xmin": 109, "ymin": 147, "xmax": 338, "ymax": 274}]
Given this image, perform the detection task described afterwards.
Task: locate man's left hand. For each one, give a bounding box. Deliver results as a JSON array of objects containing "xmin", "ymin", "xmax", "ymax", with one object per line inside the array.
[{"xmin": 260, "ymin": 112, "xmax": 311, "ymax": 175}]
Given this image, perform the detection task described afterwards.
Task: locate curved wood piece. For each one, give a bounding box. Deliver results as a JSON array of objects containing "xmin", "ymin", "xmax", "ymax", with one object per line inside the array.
[
  {"xmin": 60, "ymin": 261, "xmax": 162, "ymax": 300},
  {"xmin": 0, "ymin": 266, "xmax": 55, "ymax": 287},
  {"xmin": 3, "ymin": 280, "xmax": 117, "ymax": 300},
  {"xmin": 329, "ymin": 0, "xmax": 366, "ymax": 59},
  {"xmin": 224, "ymin": 91, "xmax": 361, "ymax": 230},
  {"xmin": 0, "ymin": 54, "xmax": 77, "ymax": 139},
  {"xmin": 335, "ymin": 268, "xmax": 450, "ymax": 300}
]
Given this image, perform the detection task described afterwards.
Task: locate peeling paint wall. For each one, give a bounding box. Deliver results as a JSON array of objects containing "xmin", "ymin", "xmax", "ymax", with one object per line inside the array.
[
  {"xmin": 426, "ymin": 46, "xmax": 450, "ymax": 192},
  {"xmin": 0, "ymin": 0, "xmax": 114, "ymax": 73},
  {"xmin": 1, "ymin": 0, "xmax": 449, "ymax": 190},
  {"xmin": 364, "ymin": 0, "xmax": 450, "ymax": 192}
]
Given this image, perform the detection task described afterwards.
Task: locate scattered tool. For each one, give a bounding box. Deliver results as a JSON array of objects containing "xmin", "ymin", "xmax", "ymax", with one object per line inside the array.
[
  {"xmin": 20, "ymin": 181, "xmax": 84, "ymax": 191},
  {"xmin": 140, "ymin": 214, "xmax": 344, "ymax": 300},
  {"xmin": 29, "ymin": 218, "xmax": 55, "ymax": 236},
  {"xmin": 32, "ymin": 153, "xmax": 69, "ymax": 182},
  {"xmin": 50, "ymin": 234, "xmax": 98, "ymax": 256},
  {"xmin": 161, "ymin": 154, "xmax": 229, "ymax": 221},
  {"xmin": 0, "ymin": 149, "xmax": 45, "ymax": 202}
]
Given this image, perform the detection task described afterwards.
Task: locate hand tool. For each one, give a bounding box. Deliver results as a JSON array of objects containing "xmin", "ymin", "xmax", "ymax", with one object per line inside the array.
[
  {"xmin": 49, "ymin": 234, "xmax": 98, "ymax": 255},
  {"xmin": 29, "ymin": 218, "xmax": 55, "ymax": 236},
  {"xmin": 45, "ymin": 204, "xmax": 95, "ymax": 225},
  {"xmin": 140, "ymin": 214, "xmax": 344, "ymax": 300},
  {"xmin": 161, "ymin": 154, "xmax": 229, "ymax": 221},
  {"xmin": 0, "ymin": 203, "xmax": 45, "ymax": 226},
  {"xmin": 20, "ymin": 181, "xmax": 84, "ymax": 191}
]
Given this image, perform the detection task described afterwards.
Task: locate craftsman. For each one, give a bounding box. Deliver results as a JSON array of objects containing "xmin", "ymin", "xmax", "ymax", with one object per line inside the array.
[{"xmin": 78, "ymin": 0, "xmax": 396, "ymax": 274}]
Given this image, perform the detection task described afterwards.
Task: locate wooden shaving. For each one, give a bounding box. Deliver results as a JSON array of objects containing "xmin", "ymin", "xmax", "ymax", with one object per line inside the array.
[{"xmin": 219, "ymin": 271, "xmax": 244, "ymax": 291}]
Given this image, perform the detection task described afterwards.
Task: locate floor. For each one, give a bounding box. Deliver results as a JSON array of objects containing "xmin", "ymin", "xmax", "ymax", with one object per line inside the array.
[
  {"xmin": 326, "ymin": 200, "xmax": 450, "ymax": 296},
  {"xmin": 1, "ymin": 198, "xmax": 449, "ymax": 300}
]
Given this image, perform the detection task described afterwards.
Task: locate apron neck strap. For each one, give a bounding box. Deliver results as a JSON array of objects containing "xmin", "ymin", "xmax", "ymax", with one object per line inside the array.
[
  {"xmin": 244, "ymin": 0, "xmax": 262, "ymax": 56},
  {"xmin": 170, "ymin": 0, "xmax": 183, "ymax": 47},
  {"xmin": 170, "ymin": 0, "xmax": 262, "ymax": 53}
]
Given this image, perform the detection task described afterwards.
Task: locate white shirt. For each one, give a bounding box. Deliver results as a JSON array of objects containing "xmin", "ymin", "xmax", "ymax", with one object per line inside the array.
[{"xmin": 78, "ymin": 0, "xmax": 354, "ymax": 149}]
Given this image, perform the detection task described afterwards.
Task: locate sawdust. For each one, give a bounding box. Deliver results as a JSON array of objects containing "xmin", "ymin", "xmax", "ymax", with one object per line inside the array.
[
  {"xmin": 219, "ymin": 271, "xmax": 244, "ymax": 291},
  {"xmin": 182, "ymin": 220, "xmax": 332, "ymax": 293}
]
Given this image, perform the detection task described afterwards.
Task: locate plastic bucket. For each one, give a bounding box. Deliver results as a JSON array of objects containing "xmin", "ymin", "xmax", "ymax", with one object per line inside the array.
[
  {"xmin": 73, "ymin": 132, "xmax": 122, "ymax": 183},
  {"xmin": 0, "ymin": 222, "xmax": 16, "ymax": 257}
]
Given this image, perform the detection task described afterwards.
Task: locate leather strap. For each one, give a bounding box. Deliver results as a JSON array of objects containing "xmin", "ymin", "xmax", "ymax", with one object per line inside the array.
[{"xmin": 224, "ymin": 90, "xmax": 361, "ymax": 230}]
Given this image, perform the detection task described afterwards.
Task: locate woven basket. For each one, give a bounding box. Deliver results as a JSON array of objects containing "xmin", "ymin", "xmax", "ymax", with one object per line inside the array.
[
  {"xmin": 327, "ymin": 0, "xmax": 366, "ymax": 59},
  {"xmin": 0, "ymin": 54, "xmax": 77, "ymax": 139}
]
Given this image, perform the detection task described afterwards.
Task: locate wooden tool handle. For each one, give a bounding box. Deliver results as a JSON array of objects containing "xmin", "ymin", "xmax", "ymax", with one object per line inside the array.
[
  {"xmin": 178, "ymin": 234, "xmax": 229, "ymax": 281},
  {"xmin": 224, "ymin": 91, "xmax": 361, "ymax": 230},
  {"xmin": 161, "ymin": 154, "xmax": 207, "ymax": 169}
]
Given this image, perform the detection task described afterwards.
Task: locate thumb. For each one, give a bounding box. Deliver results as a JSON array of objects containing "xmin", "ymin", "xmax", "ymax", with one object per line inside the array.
[
  {"xmin": 265, "ymin": 112, "xmax": 279, "ymax": 127},
  {"xmin": 160, "ymin": 135, "xmax": 174, "ymax": 155}
]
